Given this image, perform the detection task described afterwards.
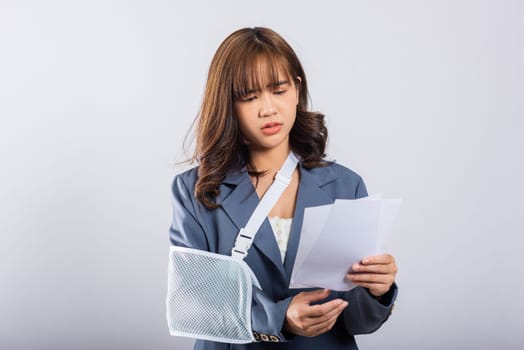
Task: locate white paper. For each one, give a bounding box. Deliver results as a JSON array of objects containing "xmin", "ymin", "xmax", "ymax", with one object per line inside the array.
[
  {"xmin": 289, "ymin": 195, "xmax": 402, "ymax": 291},
  {"xmin": 291, "ymin": 204, "xmax": 333, "ymax": 287}
]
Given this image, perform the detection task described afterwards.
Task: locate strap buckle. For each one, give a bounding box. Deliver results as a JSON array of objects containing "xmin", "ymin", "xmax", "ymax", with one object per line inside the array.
[{"xmin": 231, "ymin": 228, "xmax": 253, "ymax": 259}]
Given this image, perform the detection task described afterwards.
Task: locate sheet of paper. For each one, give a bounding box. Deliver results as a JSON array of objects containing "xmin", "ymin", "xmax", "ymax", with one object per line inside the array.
[
  {"xmin": 291, "ymin": 203, "xmax": 333, "ymax": 287},
  {"xmin": 376, "ymin": 197, "xmax": 402, "ymax": 252},
  {"xmin": 289, "ymin": 195, "xmax": 402, "ymax": 291}
]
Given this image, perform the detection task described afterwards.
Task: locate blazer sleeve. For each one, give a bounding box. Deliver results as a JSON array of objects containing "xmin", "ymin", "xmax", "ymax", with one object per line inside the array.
[
  {"xmin": 340, "ymin": 176, "xmax": 398, "ymax": 335},
  {"xmin": 250, "ymin": 287, "xmax": 293, "ymax": 342},
  {"xmin": 169, "ymin": 174, "xmax": 209, "ymax": 250},
  {"xmin": 169, "ymin": 174, "xmax": 293, "ymax": 343}
]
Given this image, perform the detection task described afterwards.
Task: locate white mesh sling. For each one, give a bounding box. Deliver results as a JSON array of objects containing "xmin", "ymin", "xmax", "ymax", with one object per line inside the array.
[{"xmin": 166, "ymin": 152, "xmax": 299, "ymax": 343}]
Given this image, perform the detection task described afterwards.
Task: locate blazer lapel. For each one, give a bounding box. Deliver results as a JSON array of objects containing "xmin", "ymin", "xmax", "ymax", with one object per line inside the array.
[
  {"xmin": 217, "ymin": 162, "xmax": 340, "ymax": 283},
  {"xmin": 283, "ymin": 163, "xmax": 338, "ymax": 283},
  {"xmin": 218, "ymin": 170, "xmax": 257, "ymax": 233},
  {"xmin": 218, "ymin": 168, "xmax": 286, "ymax": 277}
]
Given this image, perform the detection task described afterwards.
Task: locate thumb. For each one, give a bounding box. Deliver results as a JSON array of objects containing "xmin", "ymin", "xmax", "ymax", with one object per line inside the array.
[{"xmin": 300, "ymin": 288, "xmax": 330, "ymax": 303}]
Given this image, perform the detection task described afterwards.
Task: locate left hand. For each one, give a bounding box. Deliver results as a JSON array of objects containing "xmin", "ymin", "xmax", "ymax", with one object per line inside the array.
[{"xmin": 347, "ymin": 254, "xmax": 397, "ymax": 297}]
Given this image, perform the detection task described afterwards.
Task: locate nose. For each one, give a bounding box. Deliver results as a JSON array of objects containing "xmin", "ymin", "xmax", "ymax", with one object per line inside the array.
[{"xmin": 258, "ymin": 93, "xmax": 276, "ymax": 118}]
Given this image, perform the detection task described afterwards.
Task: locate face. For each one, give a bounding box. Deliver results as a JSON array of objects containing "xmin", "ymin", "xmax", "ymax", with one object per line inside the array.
[{"xmin": 233, "ymin": 70, "xmax": 299, "ymax": 152}]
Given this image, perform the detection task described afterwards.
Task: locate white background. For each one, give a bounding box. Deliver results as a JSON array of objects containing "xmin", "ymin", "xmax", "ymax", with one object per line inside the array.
[{"xmin": 1, "ymin": 1, "xmax": 523, "ymax": 349}]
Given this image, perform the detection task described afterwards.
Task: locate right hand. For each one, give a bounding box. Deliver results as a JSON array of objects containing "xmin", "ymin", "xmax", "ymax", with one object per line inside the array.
[{"xmin": 284, "ymin": 289, "xmax": 348, "ymax": 337}]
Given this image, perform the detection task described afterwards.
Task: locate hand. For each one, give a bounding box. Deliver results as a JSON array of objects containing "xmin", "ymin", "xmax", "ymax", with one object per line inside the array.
[
  {"xmin": 347, "ymin": 254, "xmax": 398, "ymax": 297},
  {"xmin": 284, "ymin": 289, "xmax": 348, "ymax": 337}
]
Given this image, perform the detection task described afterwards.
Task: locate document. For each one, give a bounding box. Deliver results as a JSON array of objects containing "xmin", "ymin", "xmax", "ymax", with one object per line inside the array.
[{"xmin": 289, "ymin": 195, "xmax": 402, "ymax": 291}]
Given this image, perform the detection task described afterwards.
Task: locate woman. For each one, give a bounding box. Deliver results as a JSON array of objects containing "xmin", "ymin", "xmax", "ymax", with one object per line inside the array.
[{"xmin": 169, "ymin": 27, "xmax": 398, "ymax": 349}]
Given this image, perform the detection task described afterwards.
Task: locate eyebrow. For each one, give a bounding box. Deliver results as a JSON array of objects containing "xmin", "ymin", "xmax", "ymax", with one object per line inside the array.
[{"xmin": 245, "ymin": 80, "xmax": 290, "ymax": 94}]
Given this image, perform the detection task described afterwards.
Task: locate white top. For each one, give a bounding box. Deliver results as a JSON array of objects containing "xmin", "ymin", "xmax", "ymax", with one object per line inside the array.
[{"xmin": 268, "ymin": 216, "xmax": 293, "ymax": 262}]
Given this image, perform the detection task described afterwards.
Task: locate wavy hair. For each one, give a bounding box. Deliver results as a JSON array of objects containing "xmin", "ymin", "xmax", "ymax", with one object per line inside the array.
[{"xmin": 191, "ymin": 27, "xmax": 328, "ymax": 209}]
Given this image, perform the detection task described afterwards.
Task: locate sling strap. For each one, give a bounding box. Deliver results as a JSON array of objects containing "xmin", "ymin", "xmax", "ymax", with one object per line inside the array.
[{"xmin": 231, "ymin": 152, "xmax": 299, "ymax": 260}]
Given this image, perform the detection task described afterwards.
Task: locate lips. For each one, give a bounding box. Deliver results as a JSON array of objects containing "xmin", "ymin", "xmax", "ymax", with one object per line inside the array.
[{"xmin": 261, "ymin": 122, "xmax": 282, "ymax": 135}]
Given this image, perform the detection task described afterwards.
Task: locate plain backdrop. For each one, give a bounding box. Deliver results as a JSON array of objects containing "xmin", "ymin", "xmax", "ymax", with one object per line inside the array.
[{"xmin": 1, "ymin": 1, "xmax": 523, "ymax": 349}]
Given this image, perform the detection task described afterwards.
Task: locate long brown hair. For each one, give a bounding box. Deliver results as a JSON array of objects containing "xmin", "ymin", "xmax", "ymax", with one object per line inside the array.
[{"xmin": 192, "ymin": 27, "xmax": 328, "ymax": 209}]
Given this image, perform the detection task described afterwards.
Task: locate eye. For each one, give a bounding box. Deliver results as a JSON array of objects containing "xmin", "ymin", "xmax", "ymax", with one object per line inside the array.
[
  {"xmin": 239, "ymin": 94, "xmax": 257, "ymax": 102},
  {"xmin": 274, "ymin": 89, "xmax": 287, "ymax": 95}
]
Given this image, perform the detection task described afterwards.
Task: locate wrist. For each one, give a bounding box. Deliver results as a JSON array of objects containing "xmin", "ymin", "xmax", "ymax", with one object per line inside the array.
[{"xmin": 367, "ymin": 284, "xmax": 396, "ymax": 306}]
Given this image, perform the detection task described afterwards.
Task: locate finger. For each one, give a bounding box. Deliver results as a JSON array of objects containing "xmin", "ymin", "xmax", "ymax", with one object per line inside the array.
[
  {"xmin": 304, "ymin": 316, "xmax": 337, "ymax": 336},
  {"xmin": 350, "ymin": 281, "xmax": 389, "ymax": 289},
  {"xmin": 303, "ymin": 303, "xmax": 346, "ymax": 336},
  {"xmin": 361, "ymin": 254, "xmax": 395, "ymax": 265},
  {"xmin": 351, "ymin": 282, "xmax": 391, "ymax": 296},
  {"xmin": 299, "ymin": 288, "xmax": 330, "ymax": 303},
  {"xmin": 351, "ymin": 263, "xmax": 397, "ymax": 274},
  {"xmin": 348, "ymin": 273, "xmax": 396, "ymax": 286},
  {"xmin": 306, "ymin": 299, "xmax": 346, "ymax": 317},
  {"xmin": 308, "ymin": 300, "xmax": 348, "ymax": 323},
  {"xmin": 347, "ymin": 273, "xmax": 395, "ymax": 285}
]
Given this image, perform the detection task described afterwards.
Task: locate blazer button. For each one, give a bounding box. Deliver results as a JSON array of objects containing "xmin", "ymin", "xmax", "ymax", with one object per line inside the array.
[
  {"xmin": 252, "ymin": 331, "xmax": 260, "ymax": 341},
  {"xmin": 269, "ymin": 335, "xmax": 280, "ymax": 342},
  {"xmin": 260, "ymin": 333, "xmax": 269, "ymax": 342}
]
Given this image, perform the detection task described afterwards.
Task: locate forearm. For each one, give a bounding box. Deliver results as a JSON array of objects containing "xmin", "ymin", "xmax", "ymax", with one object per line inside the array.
[{"xmin": 250, "ymin": 287, "xmax": 293, "ymax": 342}]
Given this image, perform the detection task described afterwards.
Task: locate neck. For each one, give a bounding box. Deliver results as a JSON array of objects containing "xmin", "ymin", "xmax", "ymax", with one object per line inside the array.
[{"xmin": 247, "ymin": 142, "xmax": 291, "ymax": 174}]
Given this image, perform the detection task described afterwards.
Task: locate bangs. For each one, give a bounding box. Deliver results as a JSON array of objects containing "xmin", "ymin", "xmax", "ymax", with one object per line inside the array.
[{"xmin": 232, "ymin": 50, "xmax": 293, "ymax": 99}]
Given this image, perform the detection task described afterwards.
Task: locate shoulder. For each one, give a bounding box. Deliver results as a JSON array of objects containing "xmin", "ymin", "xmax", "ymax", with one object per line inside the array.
[
  {"xmin": 304, "ymin": 160, "xmax": 363, "ymax": 184},
  {"xmin": 170, "ymin": 166, "xmax": 199, "ymax": 198},
  {"xmin": 301, "ymin": 160, "xmax": 368, "ymax": 199},
  {"xmin": 327, "ymin": 161, "xmax": 363, "ymax": 182}
]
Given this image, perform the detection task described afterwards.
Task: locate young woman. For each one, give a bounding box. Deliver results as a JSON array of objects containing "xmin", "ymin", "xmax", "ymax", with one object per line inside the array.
[{"xmin": 169, "ymin": 27, "xmax": 398, "ymax": 350}]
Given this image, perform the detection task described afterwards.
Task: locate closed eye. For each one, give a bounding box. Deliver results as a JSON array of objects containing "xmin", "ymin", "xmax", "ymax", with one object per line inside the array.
[
  {"xmin": 239, "ymin": 95, "xmax": 257, "ymax": 102},
  {"xmin": 274, "ymin": 89, "xmax": 286, "ymax": 95}
]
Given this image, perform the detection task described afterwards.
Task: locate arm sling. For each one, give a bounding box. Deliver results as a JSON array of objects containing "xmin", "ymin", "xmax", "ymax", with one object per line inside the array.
[{"xmin": 166, "ymin": 152, "xmax": 299, "ymax": 343}]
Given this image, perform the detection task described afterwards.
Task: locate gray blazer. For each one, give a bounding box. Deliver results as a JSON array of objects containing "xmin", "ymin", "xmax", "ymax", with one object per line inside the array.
[{"xmin": 169, "ymin": 160, "xmax": 397, "ymax": 350}]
